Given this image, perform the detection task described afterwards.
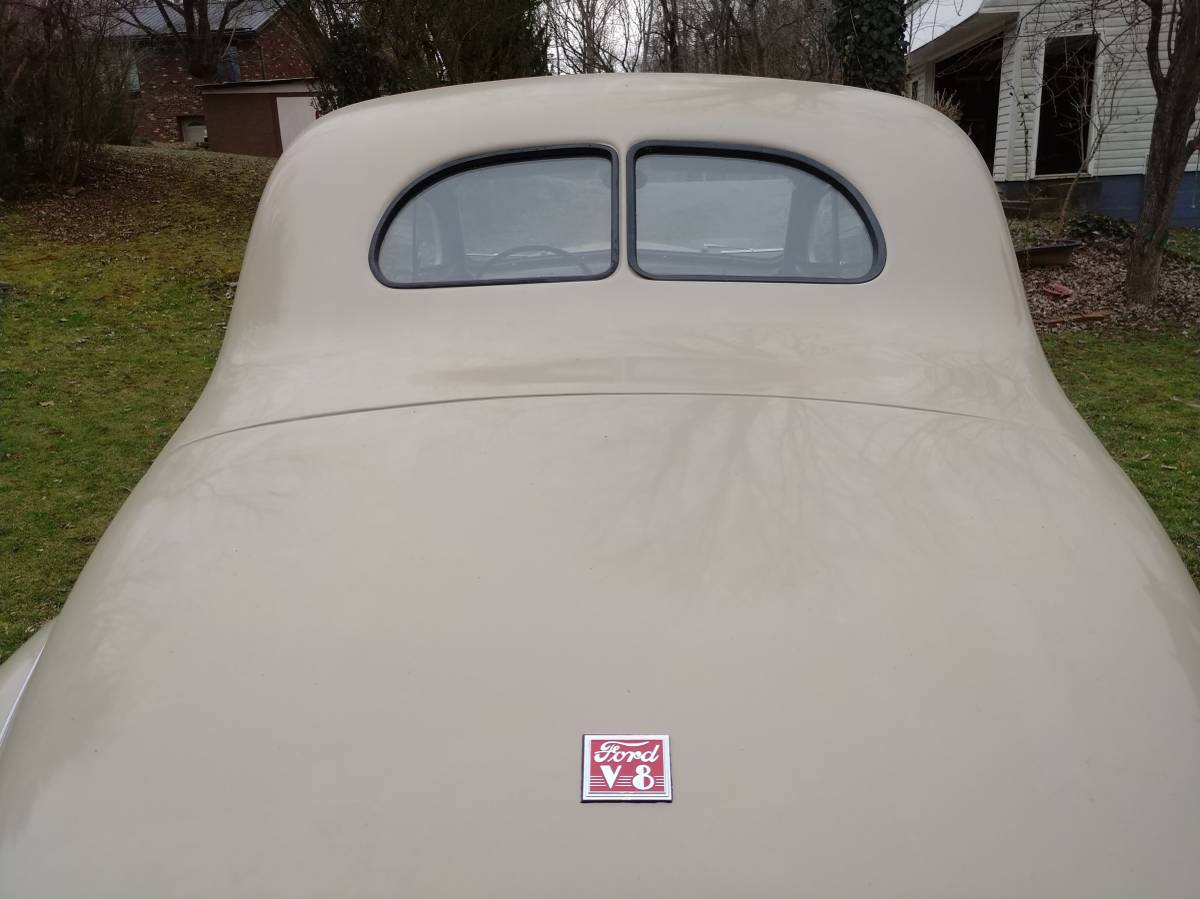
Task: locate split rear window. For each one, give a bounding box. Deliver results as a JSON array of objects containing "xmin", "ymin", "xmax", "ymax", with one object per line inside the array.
[
  {"xmin": 371, "ymin": 144, "xmax": 882, "ymax": 288},
  {"xmin": 373, "ymin": 148, "xmax": 617, "ymax": 287},
  {"xmin": 630, "ymin": 146, "xmax": 881, "ymax": 282}
]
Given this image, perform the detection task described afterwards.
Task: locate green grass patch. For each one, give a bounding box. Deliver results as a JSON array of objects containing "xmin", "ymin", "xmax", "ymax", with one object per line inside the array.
[
  {"xmin": 1167, "ymin": 227, "xmax": 1200, "ymax": 265},
  {"xmin": 1041, "ymin": 330, "xmax": 1200, "ymax": 582},
  {"xmin": 0, "ymin": 146, "xmax": 272, "ymax": 660}
]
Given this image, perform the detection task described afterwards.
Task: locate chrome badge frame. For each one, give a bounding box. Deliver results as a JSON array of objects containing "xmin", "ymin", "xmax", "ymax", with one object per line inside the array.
[{"xmin": 581, "ymin": 734, "xmax": 672, "ymax": 802}]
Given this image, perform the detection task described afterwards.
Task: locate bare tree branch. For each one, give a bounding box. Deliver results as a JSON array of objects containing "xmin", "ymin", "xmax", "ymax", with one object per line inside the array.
[{"xmin": 1142, "ymin": 0, "xmax": 1166, "ymax": 94}]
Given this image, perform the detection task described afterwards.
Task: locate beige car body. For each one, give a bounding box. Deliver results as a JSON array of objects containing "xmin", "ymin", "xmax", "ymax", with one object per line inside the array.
[{"xmin": 1, "ymin": 74, "xmax": 1199, "ymax": 897}]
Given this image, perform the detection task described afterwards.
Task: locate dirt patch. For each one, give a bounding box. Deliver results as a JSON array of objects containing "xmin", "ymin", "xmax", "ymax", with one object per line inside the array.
[
  {"xmin": 1024, "ymin": 241, "xmax": 1200, "ymax": 333},
  {"xmin": 8, "ymin": 145, "xmax": 274, "ymax": 244}
]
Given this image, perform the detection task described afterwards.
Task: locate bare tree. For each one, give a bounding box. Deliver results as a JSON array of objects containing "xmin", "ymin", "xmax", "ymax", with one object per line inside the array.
[
  {"xmin": 282, "ymin": 0, "xmax": 548, "ymax": 111},
  {"xmin": 115, "ymin": 0, "xmax": 250, "ymax": 80},
  {"xmin": 656, "ymin": 0, "xmax": 684, "ymax": 71},
  {"xmin": 546, "ymin": 0, "xmax": 654, "ymax": 72},
  {"xmin": 640, "ymin": 0, "xmax": 836, "ymax": 80},
  {"xmin": 1126, "ymin": 0, "xmax": 1200, "ymax": 302},
  {"xmin": 0, "ymin": 0, "xmax": 136, "ymax": 193}
]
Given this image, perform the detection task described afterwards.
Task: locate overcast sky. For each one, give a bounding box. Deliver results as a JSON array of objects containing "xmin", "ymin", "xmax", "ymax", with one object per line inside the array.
[{"xmin": 908, "ymin": 0, "xmax": 983, "ymax": 52}]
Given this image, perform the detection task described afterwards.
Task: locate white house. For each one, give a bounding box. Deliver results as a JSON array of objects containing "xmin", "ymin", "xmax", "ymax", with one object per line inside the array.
[{"xmin": 907, "ymin": 0, "xmax": 1200, "ymax": 225}]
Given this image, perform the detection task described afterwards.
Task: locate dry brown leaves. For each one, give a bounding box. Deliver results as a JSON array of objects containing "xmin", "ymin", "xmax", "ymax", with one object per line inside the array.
[
  {"xmin": 1024, "ymin": 241, "xmax": 1200, "ymax": 334},
  {"xmin": 10, "ymin": 146, "xmax": 274, "ymax": 244}
]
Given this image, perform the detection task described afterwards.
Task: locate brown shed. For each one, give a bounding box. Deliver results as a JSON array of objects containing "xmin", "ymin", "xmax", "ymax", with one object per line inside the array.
[{"xmin": 199, "ymin": 78, "xmax": 318, "ymax": 157}]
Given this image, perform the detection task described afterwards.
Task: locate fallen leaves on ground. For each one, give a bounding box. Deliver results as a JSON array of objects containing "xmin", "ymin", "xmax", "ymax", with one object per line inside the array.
[
  {"xmin": 1023, "ymin": 241, "xmax": 1200, "ymax": 333},
  {"xmin": 14, "ymin": 145, "xmax": 274, "ymax": 244}
]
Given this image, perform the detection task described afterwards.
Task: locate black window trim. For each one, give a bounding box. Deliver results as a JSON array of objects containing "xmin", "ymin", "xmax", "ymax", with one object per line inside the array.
[
  {"xmin": 626, "ymin": 140, "xmax": 886, "ymax": 285},
  {"xmin": 370, "ymin": 144, "xmax": 620, "ymax": 289}
]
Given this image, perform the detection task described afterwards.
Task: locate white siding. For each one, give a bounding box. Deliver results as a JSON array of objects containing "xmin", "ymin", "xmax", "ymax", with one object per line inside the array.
[
  {"xmin": 992, "ymin": 24, "xmax": 1020, "ymax": 179},
  {"xmin": 1087, "ymin": 16, "xmax": 1200, "ymax": 176},
  {"xmin": 906, "ymin": 61, "xmax": 937, "ymax": 103},
  {"xmin": 1093, "ymin": 14, "xmax": 1155, "ymax": 176},
  {"xmin": 908, "ymin": 71, "xmax": 926, "ymax": 103},
  {"xmin": 931, "ymin": 0, "xmax": 1200, "ymax": 181},
  {"xmin": 1002, "ymin": 11, "xmax": 1049, "ymax": 181}
]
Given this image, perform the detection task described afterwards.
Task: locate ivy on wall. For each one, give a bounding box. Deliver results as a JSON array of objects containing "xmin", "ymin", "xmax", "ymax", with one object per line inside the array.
[{"xmin": 830, "ymin": 0, "xmax": 908, "ymax": 94}]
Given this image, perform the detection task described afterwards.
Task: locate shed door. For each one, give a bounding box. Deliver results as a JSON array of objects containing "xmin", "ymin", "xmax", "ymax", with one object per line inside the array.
[{"xmin": 276, "ymin": 96, "xmax": 317, "ymax": 153}]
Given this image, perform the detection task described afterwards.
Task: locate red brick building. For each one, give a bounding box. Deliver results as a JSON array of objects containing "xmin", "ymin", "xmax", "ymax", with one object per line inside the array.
[{"xmin": 117, "ymin": 3, "xmax": 311, "ymax": 144}]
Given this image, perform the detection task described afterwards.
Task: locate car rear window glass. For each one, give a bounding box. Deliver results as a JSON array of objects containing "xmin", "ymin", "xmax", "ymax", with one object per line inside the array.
[
  {"xmin": 630, "ymin": 148, "xmax": 881, "ymax": 282},
  {"xmin": 375, "ymin": 149, "xmax": 616, "ymax": 287}
]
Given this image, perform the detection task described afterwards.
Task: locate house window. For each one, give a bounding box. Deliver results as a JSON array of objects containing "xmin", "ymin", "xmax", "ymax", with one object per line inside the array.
[
  {"xmin": 126, "ymin": 58, "xmax": 141, "ymax": 96},
  {"xmin": 1035, "ymin": 35, "xmax": 1098, "ymax": 176},
  {"xmin": 909, "ymin": 80, "xmax": 919, "ymax": 100}
]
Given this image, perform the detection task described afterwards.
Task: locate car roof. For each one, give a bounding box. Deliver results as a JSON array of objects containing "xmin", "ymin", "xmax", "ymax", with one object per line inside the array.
[{"xmin": 170, "ymin": 74, "xmax": 1055, "ymax": 450}]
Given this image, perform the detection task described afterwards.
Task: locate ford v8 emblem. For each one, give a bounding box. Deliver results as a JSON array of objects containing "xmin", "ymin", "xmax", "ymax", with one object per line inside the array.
[{"xmin": 581, "ymin": 734, "xmax": 671, "ymax": 802}]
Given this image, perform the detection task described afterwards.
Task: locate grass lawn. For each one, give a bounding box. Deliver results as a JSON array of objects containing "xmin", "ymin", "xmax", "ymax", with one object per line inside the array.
[
  {"xmin": 1, "ymin": 146, "xmax": 1198, "ymax": 662},
  {"xmin": 1, "ymin": 147, "xmax": 272, "ymax": 661},
  {"xmin": 1042, "ymin": 330, "xmax": 1199, "ymax": 580}
]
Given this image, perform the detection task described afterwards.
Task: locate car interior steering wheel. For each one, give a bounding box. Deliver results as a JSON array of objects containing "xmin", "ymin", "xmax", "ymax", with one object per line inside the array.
[{"xmin": 479, "ymin": 244, "xmax": 591, "ymax": 276}]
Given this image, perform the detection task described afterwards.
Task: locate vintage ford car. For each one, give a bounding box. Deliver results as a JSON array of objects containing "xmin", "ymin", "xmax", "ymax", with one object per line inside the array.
[{"xmin": 2, "ymin": 75, "xmax": 1199, "ymax": 897}]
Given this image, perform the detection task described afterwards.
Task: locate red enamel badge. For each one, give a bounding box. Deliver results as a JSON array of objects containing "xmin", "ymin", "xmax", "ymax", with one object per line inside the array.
[{"xmin": 581, "ymin": 734, "xmax": 672, "ymax": 802}]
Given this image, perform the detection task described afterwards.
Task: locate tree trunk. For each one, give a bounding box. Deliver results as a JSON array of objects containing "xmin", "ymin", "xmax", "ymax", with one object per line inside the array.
[
  {"xmin": 1126, "ymin": 108, "xmax": 1194, "ymax": 301},
  {"xmin": 745, "ymin": 0, "xmax": 765, "ymax": 76},
  {"xmin": 1125, "ymin": 0, "xmax": 1200, "ymax": 303},
  {"xmin": 658, "ymin": 0, "xmax": 681, "ymax": 72}
]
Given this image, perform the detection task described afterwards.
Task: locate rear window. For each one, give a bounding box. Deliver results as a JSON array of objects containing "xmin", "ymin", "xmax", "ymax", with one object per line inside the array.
[
  {"xmin": 630, "ymin": 145, "xmax": 882, "ymax": 282},
  {"xmin": 374, "ymin": 147, "xmax": 617, "ymax": 287}
]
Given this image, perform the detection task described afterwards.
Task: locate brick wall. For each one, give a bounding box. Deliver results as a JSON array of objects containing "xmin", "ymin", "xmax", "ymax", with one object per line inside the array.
[
  {"xmin": 132, "ymin": 44, "xmax": 205, "ymax": 143},
  {"xmin": 131, "ymin": 15, "xmax": 311, "ymax": 144},
  {"xmin": 255, "ymin": 17, "xmax": 310, "ymax": 80}
]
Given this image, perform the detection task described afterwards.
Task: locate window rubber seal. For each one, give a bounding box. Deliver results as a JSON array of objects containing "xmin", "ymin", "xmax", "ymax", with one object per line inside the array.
[
  {"xmin": 370, "ymin": 143, "xmax": 620, "ymax": 289},
  {"xmin": 625, "ymin": 140, "xmax": 886, "ymax": 284}
]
